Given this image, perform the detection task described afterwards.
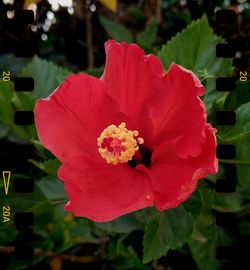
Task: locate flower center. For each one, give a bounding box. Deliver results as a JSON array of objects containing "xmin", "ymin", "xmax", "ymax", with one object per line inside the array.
[{"xmin": 97, "ymin": 122, "xmax": 144, "ymax": 165}]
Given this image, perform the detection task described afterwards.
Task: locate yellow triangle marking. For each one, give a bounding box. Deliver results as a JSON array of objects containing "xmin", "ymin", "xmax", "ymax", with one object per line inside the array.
[
  {"xmin": 2, "ymin": 171, "xmax": 11, "ymax": 195},
  {"xmin": 99, "ymin": 0, "xmax": 117, "ymax": 12}
]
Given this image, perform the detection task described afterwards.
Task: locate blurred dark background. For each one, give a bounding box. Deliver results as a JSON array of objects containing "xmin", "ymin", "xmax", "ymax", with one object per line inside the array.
[{"xmin": 0, "ymin": 0, "xmax": 249, "ymax": 72}]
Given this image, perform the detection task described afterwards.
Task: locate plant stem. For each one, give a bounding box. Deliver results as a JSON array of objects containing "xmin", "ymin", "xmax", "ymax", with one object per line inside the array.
[
  {"xmin": 50, "ymin": 199, "xmax": 68, "ymax": 206},
  {"xmin": 0, "ymin": 246, "xmax": 99, "ymax": 263},
  {"xmin": 156, "ymin": 0, "xmax": 162, "ymax": 24},
  {"xmin": 85, "ymin": 4, "xmax": 94, "ymax": 69},
  {"xmin": 219, "ymin": 159, "xmax": 250, "ymax": 166}
]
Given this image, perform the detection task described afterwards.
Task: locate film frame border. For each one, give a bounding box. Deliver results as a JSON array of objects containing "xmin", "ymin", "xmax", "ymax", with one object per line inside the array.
[
  {"xmin": 1, "ymin": 4, "xmax": 248, "ymax": 269},
  {"xmin": 5, "ymin": 8, "xmax": 36, "ymax": 261},
  {"xmin": 215, "ymin": 8, "xmax": 249, "ymax": 268}
]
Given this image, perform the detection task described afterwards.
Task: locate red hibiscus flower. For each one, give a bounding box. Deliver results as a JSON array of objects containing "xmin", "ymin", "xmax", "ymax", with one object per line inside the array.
[{"xmin": 34, "ymin": 40, "xmax": 218, "ymax": 222}]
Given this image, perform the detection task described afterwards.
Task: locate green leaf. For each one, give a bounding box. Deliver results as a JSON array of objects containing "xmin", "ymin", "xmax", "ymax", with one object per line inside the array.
[
  {"xmin": 158, "ymin": 15, "xmax": 232, "ymax": 110},
  {"xmin": 0, "ymin": 122, "xmax": 9, "ymax": 139},
  {"xmin": 143, "ymin": 205, "xmax": 193, "ymax": 263},
  {"xmin": 189, "ymin": 226, "xmax": 234, "ymax": 270},
  {"xmin": 217, "ymin": 102, "xmax": 250, "ymax": 142},
  {"xmin": 107, "ymin": 236, "xmax": 148, "ymax": 270},
  {"xmin": 0, "ymin": 53, "xmax": 29, "ymax": 76},
  {"xmin": 0, "ymin": 81, "xmax": 25, "ymax": 139},
  {"xmin": 182, "ymin": 188, "xmax": 202, "ymax": 219},
  {"xmin": 143, "ymin": 216, "xmax": 169, "ymax": 263},
  {"xmin": 111, "ymin": 245, "xmax": 148, "ymax": 270},
  {"xmin": 0, "ymin": 81, "xmax": 13, "ymax": 125},
  {"xmin": 207, "ymin": 94, "xmax": 228, "ymax": 126},
  {"xmin": 94, "ymin": 212, "xmax": 143, "ymax": 234},
  {"xmin": 84, "ymin": 67, "xmax": 104, "ymax": 78},
  {"xmin": 29, "ymin": 158, "xmax": 61, "ymax": 176},
  {"xmin": 0, "ymin": 225, "xmax": 17, "ymax": 245},
  {"xmin": 235, "ymin": 134, "xmax": 250, "ymax": 198},
  {"xmin": 99, "ymin": 16, "xmax": 133, "ymax": 43},
  {"xmin": 0, "ymin": 80, "xmax": 37, "ymax": 141},
  {"xmin": 135, "ymin": 207, "xmax": 157, "ymax": 226},
  {"xmin": 224, "ymin": 80, "xmax": 250, "ymax": 110},
  {"xmin": 127, "ymin": 6, "xmax": 146, "ymax": 22},
  {"xmin": 68, "ymin": 220, "xmax": 99, "ymax": 244},
  {"xmin": 206, "ymin": 164, "xmax": 225, "ymax": 184},
  {"xmin": 20, "ymin": 55, "xmax": 71, "ymax": 99},
  {"xmin": 211, "ymin": 191, "xmax": 245, "ymax": 213},
  {"xmin": 4, "ymin": 177, "xmax": 47, "ymax": 208},
  {"xmin": 30, "ymin": 200, "xmax": 54, "ymax": 229},
  {"xmin": 0, "ymin": 178, "xmax": 53, "ymax": 246},
  {"xmin": 36, "ymin": 175, "xmax": 67, "ymax": 201},
  {"xmin": 136, "ymin": 18, "xmax": 158, "ymax": 51},
  {"xmin": 189, "ymin": 182, "xmax": 236, "ymax": 270},
  {"xmin": 107, "ymin": 236, "xmax": 127, "ymax": 259}
]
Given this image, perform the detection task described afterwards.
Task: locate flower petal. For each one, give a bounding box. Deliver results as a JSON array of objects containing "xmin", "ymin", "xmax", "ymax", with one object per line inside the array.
[
  {"xmin": 58, "ymin": 154, "xmax": 154, "ymax": 222},
  {"xmin": 150, "ymin": 63, "xmax": 206, "ymax": 157},
  {"xmin": 34, "ymin": 73, "xmax": 126, "ymax": 162},
  {"xmin": 147, "ymin": 124, "xmax": 217, "ymax": 210},
  {"xmin": 101, "ymin": 40, "xmax": 164, "ymax": 150}
]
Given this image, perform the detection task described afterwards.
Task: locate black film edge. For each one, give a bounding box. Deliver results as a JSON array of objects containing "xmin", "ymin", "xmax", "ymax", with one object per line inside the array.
[
  {"xmin": 10, "ymin": 8, "xmax": 35, "ymax": 261},
  {"xmin": 215, "ymin": 8, "xmax": 245, "ymax": 268}
]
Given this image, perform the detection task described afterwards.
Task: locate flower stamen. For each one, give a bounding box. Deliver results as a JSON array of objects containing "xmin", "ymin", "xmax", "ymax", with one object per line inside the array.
[{"xmin": 97, "ymin": 122, "xmax": 144, "ymax": 165}]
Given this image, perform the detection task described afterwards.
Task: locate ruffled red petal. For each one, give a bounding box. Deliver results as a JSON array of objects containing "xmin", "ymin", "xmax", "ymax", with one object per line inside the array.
[
  {"xmin": 58, "ymin": 154, "xmax": 153, "ymax": 222},
  {"xmin": 34, "ymin": 73, "xmax": 128, "ymax": 162},
  {"xmin": 101, "ymin": 40, "xmax": 164, "ymax": 150},
  {"xmin": 150, "ymin": 63, "xmax": 206, "ymax": 157},
  {"xmin": 147, "ymin": 124, "xmax": 217, "ymax": 210}
]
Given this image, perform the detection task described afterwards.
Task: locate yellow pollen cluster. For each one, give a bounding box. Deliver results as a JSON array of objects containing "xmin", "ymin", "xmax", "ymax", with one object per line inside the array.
[{"xmin": 97, "ymin": 122, "xmax": 144, "ymax": 165}]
